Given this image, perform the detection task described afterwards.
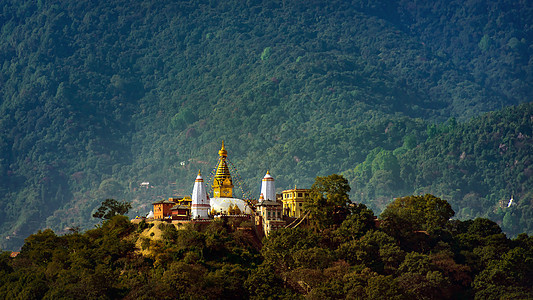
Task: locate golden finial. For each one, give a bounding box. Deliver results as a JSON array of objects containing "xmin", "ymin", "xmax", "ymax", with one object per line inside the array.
[
  {"xmin": 218, "ymin": 140, "xmax": 228, "ymax": 157},
  {"xmin": 266, "ymin": 170, "xmax": 270, "ymax": 175},
  {"xmin": 195, "ymin": 170, "xmax": 204, "ymax": 182}
]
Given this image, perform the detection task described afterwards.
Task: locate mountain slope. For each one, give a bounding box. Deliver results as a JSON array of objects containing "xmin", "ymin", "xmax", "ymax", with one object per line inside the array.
[
  {"xmin": 0, "ymin": 0, "xmax": 531, "ymax": 250},
  {"xmin": 344, "ymin": 103, "xmax": 533, "ymax": 236}
]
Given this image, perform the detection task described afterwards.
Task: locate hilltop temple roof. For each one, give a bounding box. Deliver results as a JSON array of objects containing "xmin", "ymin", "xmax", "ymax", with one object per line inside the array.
[
  {"xmin": 212, "ymin": 141, "xmax": 234, "ymax": 198},
  {"xmin": 151, "ymin": 199, "xmax": 175, "ymax": 205}
]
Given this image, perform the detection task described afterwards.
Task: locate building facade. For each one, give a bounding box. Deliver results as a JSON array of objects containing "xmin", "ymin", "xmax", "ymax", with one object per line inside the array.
[
  {"xmin": 171, "ymin": 205, "xmax": 191, "ymax": 220},
  {"xmin": 152, "ymin": 199, "xmax": 176, "ymax": 219},
  {"xmin": 256, "ymin": 198, "xmax": 285, "ymax": 235},
  {"xmin": 281, "ymin": 188, "xmax": 310, "ymax": 218}
]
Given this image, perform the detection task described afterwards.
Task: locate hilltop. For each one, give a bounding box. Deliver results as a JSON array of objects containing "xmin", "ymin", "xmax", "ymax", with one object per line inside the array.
[
  {"xmin": 1, "ymin": 192, "xmax": 532, "ymax": 299},
  {"xmin": 0, "ymin": 0, "xmax": 532, "ymax": 250}
]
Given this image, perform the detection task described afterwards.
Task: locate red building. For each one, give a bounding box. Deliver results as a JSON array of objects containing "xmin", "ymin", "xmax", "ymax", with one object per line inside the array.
[
  {"xmin": 171, "ymin": 205, "xmax": 191, "ymax": 220},
  {"xmin": 152, "ymin": 199, "xmax": 176, "ymax": 219}
]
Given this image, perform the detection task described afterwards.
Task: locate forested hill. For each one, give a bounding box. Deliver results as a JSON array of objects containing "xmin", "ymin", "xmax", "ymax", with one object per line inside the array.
[
  {"xmin": 343, "ymin": 103, "xmax": 533, "ymax": 237},
  {"xmin": 0, "ymin": 0, "xmax": 531, "ymax": 250}
]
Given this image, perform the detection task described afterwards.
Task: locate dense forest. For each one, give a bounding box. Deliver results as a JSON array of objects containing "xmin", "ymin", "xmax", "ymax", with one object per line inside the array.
[
  {"xmin": 0, "ymin": 0, "xmax": 532, "ymax": 250},
  {"xmin": 344, "ymin": 103, "xmax": 533, "ymax": 237},
  {"xmin": 1, "ymin": 179, "xmax": 532, "ymax": 299}
]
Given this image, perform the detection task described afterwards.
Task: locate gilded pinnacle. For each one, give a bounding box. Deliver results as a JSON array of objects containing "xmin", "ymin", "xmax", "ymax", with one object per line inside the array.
[{"xmin": 218, "ymin": 140, "xmax": 227, "ymax": 157}]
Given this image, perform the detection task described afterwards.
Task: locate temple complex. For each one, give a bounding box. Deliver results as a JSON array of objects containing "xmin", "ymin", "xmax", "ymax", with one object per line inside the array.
[{"xmin": 148, "ymin": 141, "xmax": 310, "ymax": 236}]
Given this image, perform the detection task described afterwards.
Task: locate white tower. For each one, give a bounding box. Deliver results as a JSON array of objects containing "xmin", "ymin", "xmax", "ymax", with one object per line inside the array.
[
  {"xmin": 260, "ymin": 170, "xmax": 276, "ymax": 202},
  {"xmin": 191, "ymin": 171, "xmax": 210, "ymax": 219}
]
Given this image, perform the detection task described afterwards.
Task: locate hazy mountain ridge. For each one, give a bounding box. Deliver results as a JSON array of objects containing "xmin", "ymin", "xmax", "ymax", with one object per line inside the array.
[{"xmin": 0, "ymin": 0, "xmax": 531, "ymax": 250}]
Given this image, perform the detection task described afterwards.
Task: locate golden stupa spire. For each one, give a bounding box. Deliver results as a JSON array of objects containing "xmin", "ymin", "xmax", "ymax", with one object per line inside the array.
[
  {"xmin": 219, "ymin": 140, "xmax": 227, "ymax": 157},
  {"xmin": 212, "ymin": 141, "xmax": 233, "ymax": 198}
]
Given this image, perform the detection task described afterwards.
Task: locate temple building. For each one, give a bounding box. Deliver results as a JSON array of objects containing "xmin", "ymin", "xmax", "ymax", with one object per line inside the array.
[
  {"xmin": 209, "ymin": 142, "xmax": 252, "ymax": 214},
  {"xmin": 151, "ymin": 196, "xmax": 192, "ymax": 220},
  {"xmin": 191, "ymin": 171, "xmax": 210, "ymax": 219},
  {"xmin": 152, "ymin": 198, "xmax": 176, "ymax": 219},
  {"xmin": 260, "ymin": 171, "xmax": 276, "ymax": 202},
  {"xmin": 255, "ymin": 194, "xmax": 285, "ymax": 236},
  {"xmin": 212, "ymin": 141, "xmax": 233, "ymax": 198},
  {"xmin": 169, "ymin": 196, "xmax": 192, "ymax": 207},
  {"xmin": 148, "ymin": 142, "xmax": 312, "ymax": 236},
  {"xmin": 171, "ymin": 204, "xmax": 190, "ymax": 220},
  {"xmin": 282, "ymin": 188, "xmax": 310, "ymax": 218}
]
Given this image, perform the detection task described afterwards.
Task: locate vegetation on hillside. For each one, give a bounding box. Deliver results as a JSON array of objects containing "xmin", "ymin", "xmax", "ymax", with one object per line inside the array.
[
  {"xmin": 1, "ymin": 177, "xmax": 532, "ymax": 299},
  {"xmin": 345, "ymin": 103, "xmax": 533, "ymax": 237},
  {"xmin": 0, "ymin": 0, "xmax": 531, "ymax": 250}
]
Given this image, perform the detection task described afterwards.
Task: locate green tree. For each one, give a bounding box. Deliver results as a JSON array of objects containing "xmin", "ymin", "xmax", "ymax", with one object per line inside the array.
[
  {"xmin": 473, "ymin": 247, "xmax": 533, "ymax": 299},
  {"xmin": 92, "ymin": 199, "xmax": 132, "ymax": 220},
  {"xmin": 245, "ymin": 264, "xmax": 296, "ymax": 299},
  {"xmin": 467, "ymin": 218, "xmax": 502, "ymax": 236},
  {"xmin": 305, "ymin": 174, "xmax": 351, "ymax": 229},
  {"xmin": 478, "ymin": 34, "xmax": 491, "ymax": 52},
  {"xmin": 337, "ymin": 230, "xmax": 401, "ymax": 273},
  {"xmin": 260, "ymin": 47, "xmax": 272, "ymax": 61},
  {"xmin": 261, "ymin": 228, "xmax": 319, "ymax": 271},
  {"xmin": 381, "ymin": 194, "xmax": 454, "ymax": 236},
  {"xmin": 365, "ymin": 275, "xmax": 405, "ymax": 300},
  {"xmin": 335, "ymin": 203, "xmax": 376, "ymax": 242}
]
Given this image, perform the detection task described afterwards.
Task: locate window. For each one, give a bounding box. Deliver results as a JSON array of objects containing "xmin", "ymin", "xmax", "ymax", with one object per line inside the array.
[
  {"xmin": 299, "ymin": 203, "xmax": 302, "ymax": 207},
  {"xmin": 298, "ymin": 193, "xmax": 302, "ymax": 197}
]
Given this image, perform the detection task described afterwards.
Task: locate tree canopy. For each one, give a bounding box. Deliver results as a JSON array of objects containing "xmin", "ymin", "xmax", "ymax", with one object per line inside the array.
[
  {"xmin": 305, "ymin": 174, "xmax": 351, "ymax": 229},
  {"xmin": 381, "ymin": 194, "xmax": 454, "ymax": 233},
  {"xmin": 1, "ymin": 177, "xmax": 532, "ymax": 298},
  {"xmin": 92, "ymin": 199, "xmax": 132, "ymax": 220}
]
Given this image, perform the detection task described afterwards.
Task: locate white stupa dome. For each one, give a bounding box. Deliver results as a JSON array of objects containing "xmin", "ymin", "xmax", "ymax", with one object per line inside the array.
[{"xmin": 210, "ymin": 197, "xmax": 252, "ymax": 214}]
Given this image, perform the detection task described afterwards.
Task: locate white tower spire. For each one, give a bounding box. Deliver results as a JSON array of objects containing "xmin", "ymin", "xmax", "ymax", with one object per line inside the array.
[
  {"xmin": 191, "ymin": 171, "xmax": 210, "ymax": 219},
  {"xmin": 260, "ymin": 170, "xmax": 276, "ymax": 202}
]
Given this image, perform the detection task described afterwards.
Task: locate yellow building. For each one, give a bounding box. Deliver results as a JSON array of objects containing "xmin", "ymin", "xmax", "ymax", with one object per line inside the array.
[
  {"xmin": 212, "ymin": 141, "xmax": 234, "ymax": 198},
  {"xmin": 281, "ymin": 188, "xmax": 310, "ymax": 218}
]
